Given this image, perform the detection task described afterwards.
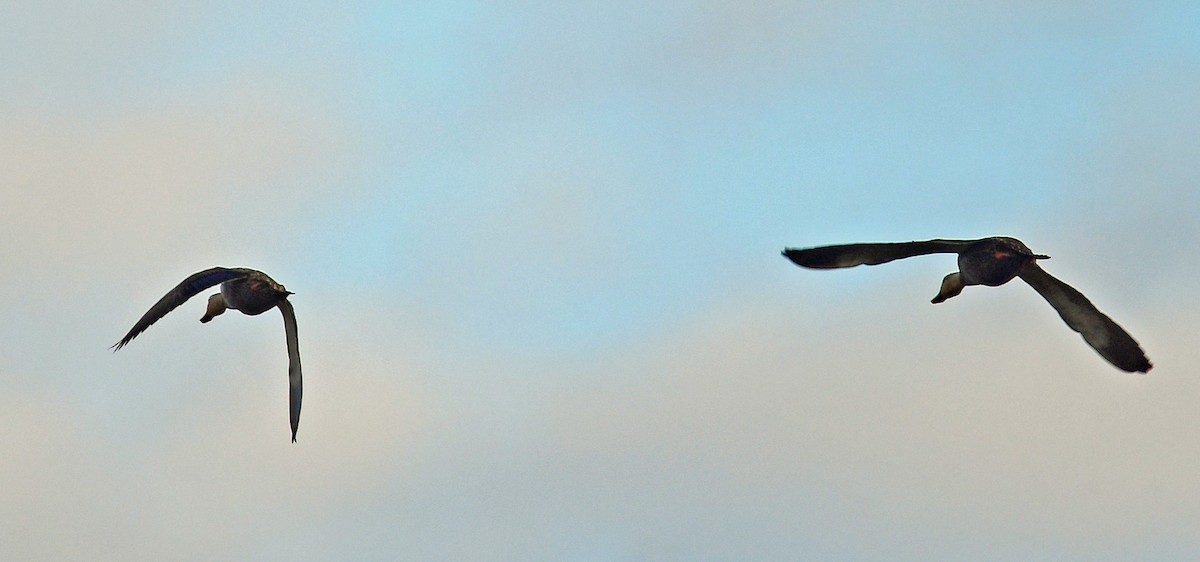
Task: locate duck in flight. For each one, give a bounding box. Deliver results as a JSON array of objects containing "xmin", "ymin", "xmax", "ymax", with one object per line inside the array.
[
  {"xmin": 113, "ymin": 267, "xmax": 304, "ymax": 441},
  {"xmin": 782, "ymin": 237, "xmax": 1151, "ymax": 373}
]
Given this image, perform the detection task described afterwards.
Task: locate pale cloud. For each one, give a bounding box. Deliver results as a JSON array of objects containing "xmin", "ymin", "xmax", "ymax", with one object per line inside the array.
[
  {"xmin": 544, "ymin": 282, "xmax": 1196, "ymax": 558},
  {"xmin": 5, "ymin": 273, "xmax": 1189, "ymax": 559},
  {"xmin": 0, "ymin": 2, "xmax": 202, "ymax": 108},
  {"xmin": 0, "ymin": 307, "xmax": 431, "ymax": 559},
  {"xmin": 1, "ymin": 1, "xmax": 1195, "ymax": 559},
  {"xmin": 0, "ymin": 73, "xmax": 362, "ymax": 293},
  {"xmin": 0, "ymin": 392, "xmax": 151, "ymax": 559}
]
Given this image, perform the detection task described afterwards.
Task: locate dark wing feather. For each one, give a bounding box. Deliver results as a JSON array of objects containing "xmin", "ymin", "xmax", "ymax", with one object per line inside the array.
[
  {"xmin": 277, "ymin": 299, "xmax": 303, "ymax": 442},
  {"xmin": 112, "ymin": 267, "xmax": 246, "ymax": 350},
  {"xmin": 782, "ymin": 239, "xmax": 975, "ymax": 269},
  {"xmin": 1018, "ymin": 263, "xmax": 1151, "ymax": 373}
]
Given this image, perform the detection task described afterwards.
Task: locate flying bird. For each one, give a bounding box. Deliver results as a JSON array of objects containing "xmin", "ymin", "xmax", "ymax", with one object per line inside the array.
[
  {"xmin": 113, "ymin": 267, "xmax": 304, "ymax": 441},
  {"xmin": 782, "ymin": 237, "xmax": 1151, "ymax": 373}
]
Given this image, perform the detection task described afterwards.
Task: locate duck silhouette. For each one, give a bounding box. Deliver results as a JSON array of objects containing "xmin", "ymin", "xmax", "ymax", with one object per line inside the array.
[
  {"xmin": 113, "ymin": 267, "xmax": 304, "ymax": 441},
  {"xmin": 783, "ymin": 237, "xmax": 1151, "ymax": 373}
]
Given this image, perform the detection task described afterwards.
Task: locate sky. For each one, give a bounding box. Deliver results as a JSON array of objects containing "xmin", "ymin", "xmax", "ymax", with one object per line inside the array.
[{"xmin": 3, "ymin": 1, "xmax": 1200, "ymax": 560}]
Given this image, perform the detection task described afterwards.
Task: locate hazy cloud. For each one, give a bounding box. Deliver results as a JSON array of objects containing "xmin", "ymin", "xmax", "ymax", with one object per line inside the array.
[{"xmin": 1, "ymin": 2, "xmax": 1196, "ymax": 560}]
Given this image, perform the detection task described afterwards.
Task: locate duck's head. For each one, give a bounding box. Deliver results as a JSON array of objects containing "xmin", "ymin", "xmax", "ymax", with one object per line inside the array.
[{"xmin": 200, "ymin": 293, "xmax": 227, "ymax": 323}]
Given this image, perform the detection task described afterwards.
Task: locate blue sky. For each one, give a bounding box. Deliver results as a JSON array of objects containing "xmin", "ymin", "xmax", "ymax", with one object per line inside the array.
[{"xmin": 3, "ymin": 2, "xmax": 1200, "ymax": 560}]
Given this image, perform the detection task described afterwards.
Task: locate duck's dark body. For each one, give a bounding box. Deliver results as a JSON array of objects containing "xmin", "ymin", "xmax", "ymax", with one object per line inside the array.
[
  {"xmin": 783, "ymin": 237, "xmax": 1151, "ymax": 373},
  {"xmin": 955, "ymin": 237, "xmax": 1047, "ymax": 286},
  {"xmin": 113, "ymin": 267, "xmax": 304, "ymax": 441},
  {"xmin": 206, "ymin": 270, "xmax": 293, "ymax": 319}
]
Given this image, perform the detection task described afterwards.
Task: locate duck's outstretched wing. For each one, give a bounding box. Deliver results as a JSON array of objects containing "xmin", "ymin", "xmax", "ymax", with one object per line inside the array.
[
  {"xmin": 1018, "ymin": 262, "xmax": 1151, "ymax": 373},
  {"xmin": 782, "ymin": 239, "xmax": 975, "ymax": 269},
  {"xmin": 112, "ymin": 267, "xmax": 246, "ymax": 350},
  {"xmin": 277, "ymin": 298, "xmax": 302, "ymax": 442}
]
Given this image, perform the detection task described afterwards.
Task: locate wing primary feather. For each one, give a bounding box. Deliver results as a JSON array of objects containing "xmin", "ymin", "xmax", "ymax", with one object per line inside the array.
[
  {"xmin": 111, "ymin": 267, "xmax": 244, "ymax": 351},
  {"xmin": 1018, "ymin": 263, "xmax": 1151, "ymax": 373},
  {"xmin": 782, "ymin": 239, "xmax": 974, "ymax": 269},
  {"xmin": 278, "ymin": 299, "xmax": 303, "ymax": 442}
]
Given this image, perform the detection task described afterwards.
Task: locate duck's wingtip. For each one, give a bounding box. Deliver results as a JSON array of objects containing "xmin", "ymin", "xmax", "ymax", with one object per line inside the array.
[
  {"xmin": 1119, "ymin": 357, "xmax": 1152, "ymax": 374},
  {"xmin": 781, "ymin": 248, "xmax": 805, "ymax": 266}
]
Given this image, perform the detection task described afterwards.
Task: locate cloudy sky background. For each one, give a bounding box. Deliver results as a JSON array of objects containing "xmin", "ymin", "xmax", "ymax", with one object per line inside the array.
[{"xmin": 3, "ymin": 2, "xmax": 1199, "ymax": 559}]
